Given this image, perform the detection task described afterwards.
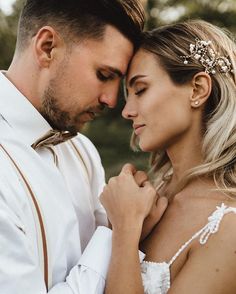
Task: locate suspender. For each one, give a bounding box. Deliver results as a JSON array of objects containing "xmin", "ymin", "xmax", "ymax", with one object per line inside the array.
[
  {"xmin": 0, "ymin": 138, "xmax": 90, "ymax": 291},
  {"xmin": 70, "ymin": 139, "xmax": 90, "ymax": 183},
  {"xmin": 0, "ymin": 144, "xmax": 49, "ymax": 291}
]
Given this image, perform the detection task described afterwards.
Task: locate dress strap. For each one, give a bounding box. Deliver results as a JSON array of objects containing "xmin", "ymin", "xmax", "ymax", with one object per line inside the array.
[
  {"xmin": 168, "ymin": 203, "xmax": 236, "ymax": 266},
  {"xmin": 199, "ymin": 203, "xmax": 236, "ymax": 244}
]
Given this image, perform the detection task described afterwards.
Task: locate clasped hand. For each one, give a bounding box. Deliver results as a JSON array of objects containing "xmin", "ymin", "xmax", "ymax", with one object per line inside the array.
[{"xmin": 100, "ymin": 163, "xmax": 168, "ymax": 240}]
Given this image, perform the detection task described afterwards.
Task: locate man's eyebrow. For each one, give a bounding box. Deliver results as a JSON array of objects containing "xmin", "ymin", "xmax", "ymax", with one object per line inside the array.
[
  {"xmin": 128, "ymin": 75, "xmax": 147, "ymax": 88},
  {"xmin": 105, "ymin": 66, "xmax": 124, "ymax": 78}
]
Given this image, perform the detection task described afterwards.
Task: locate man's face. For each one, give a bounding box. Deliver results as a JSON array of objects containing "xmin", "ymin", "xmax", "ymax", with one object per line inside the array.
[{"xmin": 40, "ymin": 25, "xmax": 134, "ymax": 132}]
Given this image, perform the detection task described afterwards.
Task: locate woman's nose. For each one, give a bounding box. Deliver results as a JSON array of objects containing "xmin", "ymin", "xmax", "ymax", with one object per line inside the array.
[{"xmin": 122, "ymin": 101, "xmax": 138, "ymax": 119}]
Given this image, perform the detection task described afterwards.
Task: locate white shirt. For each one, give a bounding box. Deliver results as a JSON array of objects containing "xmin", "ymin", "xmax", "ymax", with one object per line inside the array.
[{"xmin": 0, "ymin": 71, "xmax": 112, "ymax": 293}]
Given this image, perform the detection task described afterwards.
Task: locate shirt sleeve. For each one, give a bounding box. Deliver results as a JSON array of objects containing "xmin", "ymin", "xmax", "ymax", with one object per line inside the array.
[
  {"xmin": 0, "ymin": 194, "xmax": 112, "ymax": 294},
  {"xmin": 92, "ymin": 162, "xmax": 108, "ymax": 228},
  {"xmin": 0, "ymin": 171, "xmax": 110, "ymax": 294},
  {"xmin": 63, "ymin": 226, "xmax": 112, "ymax": 293}
]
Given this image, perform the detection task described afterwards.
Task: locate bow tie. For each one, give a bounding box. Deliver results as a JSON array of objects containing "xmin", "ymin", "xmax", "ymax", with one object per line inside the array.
[{"xmin": 31, "ymin": 130, "xmax": 77, "ymax": 149}]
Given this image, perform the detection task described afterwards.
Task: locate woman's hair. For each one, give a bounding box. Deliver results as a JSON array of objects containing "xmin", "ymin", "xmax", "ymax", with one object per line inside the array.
[{"xmin": 131, "ymin": 19, "xmax": 236, "ymax": 198}]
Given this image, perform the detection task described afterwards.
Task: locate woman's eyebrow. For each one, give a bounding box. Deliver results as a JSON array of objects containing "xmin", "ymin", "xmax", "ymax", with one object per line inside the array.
[{"xmin": 128, "ymin": 75, "xmax": 147, "ymax": 88}]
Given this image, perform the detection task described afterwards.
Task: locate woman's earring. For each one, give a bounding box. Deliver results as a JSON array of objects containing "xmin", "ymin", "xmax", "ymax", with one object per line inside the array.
[{"xmin": 194, "ymin": 101, "xmax": 200, "ymax": 106}]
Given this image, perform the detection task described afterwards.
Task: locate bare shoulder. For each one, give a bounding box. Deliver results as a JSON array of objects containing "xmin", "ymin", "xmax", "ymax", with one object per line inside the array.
[{"xmin": 169, "ymin": 201, "xmax": 236, "ymax": 294}]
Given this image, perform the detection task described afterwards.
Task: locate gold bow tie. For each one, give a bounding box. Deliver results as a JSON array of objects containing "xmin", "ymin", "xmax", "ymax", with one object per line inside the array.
[{"xmin": 31, "ymin": 130, "xmax": 77, "ymax": 149}]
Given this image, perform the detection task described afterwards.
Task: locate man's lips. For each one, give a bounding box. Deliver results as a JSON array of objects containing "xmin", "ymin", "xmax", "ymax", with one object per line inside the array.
[
  {"xmin": 87, "ymin": 106, "xmax": 104, "ymax": 118},
  {"xmin": 87, "ymin": 111, "xmax": 96, "ymax": 119},
  {"xmin": 84, "ymin": 108, "xmax": 104, "ymax": 121},
  {"xmin": 133, "ymin": 123, "xmax": 145, "ymax": 135},
  {"xmin": 79, "ymin": 111, "xmax": 96, "ymax": 123}
]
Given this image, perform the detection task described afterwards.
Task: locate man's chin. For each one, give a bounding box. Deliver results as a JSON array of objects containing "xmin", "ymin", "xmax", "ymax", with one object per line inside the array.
[
  {"xmin": 66, "ymin": 121, "xmax": 88, "ymax": 133},
  {"xmin": 51, "ymin": 123, "xmax": 78, "ymax": 134},
  {"xmin": 73, "ymin": 123, "xmax": 86, "ymax": 133},
  {"xmin": 50, "ymin": 113, "xmax": 95, "ymax": 133}
]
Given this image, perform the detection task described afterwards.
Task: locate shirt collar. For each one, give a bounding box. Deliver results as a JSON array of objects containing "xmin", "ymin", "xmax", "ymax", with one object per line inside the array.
[{"xmin": 0, "ymin": 71, "xmax": 52, "ymax": 146}]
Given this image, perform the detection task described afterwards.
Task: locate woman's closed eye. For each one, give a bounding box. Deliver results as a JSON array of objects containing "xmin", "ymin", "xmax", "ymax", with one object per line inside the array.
[{"xmin": 135, "ymin": 87, "xmax": 146, "ymax": 96}]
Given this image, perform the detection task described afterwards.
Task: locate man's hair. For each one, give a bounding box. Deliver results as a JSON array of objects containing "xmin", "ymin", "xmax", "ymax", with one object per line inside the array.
[{"xmin": 16, "ymin": 0, "xmax": 145, "ymax": 51}]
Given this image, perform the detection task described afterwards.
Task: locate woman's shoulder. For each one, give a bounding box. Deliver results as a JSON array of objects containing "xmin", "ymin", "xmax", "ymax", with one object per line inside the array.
[
  {"xmin": 169, "ymin": 210, "xmax": 236, "ymax": 294},
  {"xmin": 170, "ymin": 187, "xmax": 236, "ymax": 242},
  {"xmin": 188, "ymin": 197, "xmax": 236, "ymax": 258},
  {"xmin": 168, "ymin": 196, "xmax": 236, "ymax": 293},
  {"xmin": 208, "ymin": 200, "xmax": 236, "ymax": 239}
]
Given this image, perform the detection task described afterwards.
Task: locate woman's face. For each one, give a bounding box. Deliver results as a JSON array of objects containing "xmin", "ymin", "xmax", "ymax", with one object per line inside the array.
[{"xmin": 123, "ymin": 49, "xmax": 194, "ymax": 152}]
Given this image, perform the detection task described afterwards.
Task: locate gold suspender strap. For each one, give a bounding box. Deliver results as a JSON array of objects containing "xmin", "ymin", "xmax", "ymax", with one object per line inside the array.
[
  {"xmin": 0, "ymin": 145, "xmax": 49, "ymax": 291},
  {"xmin": 70, "ymin": 140, "xmax": 90, "ymax": 182}
]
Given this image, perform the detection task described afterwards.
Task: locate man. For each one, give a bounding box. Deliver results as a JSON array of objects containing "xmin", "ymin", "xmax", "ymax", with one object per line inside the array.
[{"xmin": 0, "ymin": 0, "xmax": 145, "ymax": 292}]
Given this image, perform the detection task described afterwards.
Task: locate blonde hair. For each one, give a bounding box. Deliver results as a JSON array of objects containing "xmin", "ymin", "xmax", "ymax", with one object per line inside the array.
[{"xmin": 131, "ymin": 20, "xmax": 236, "ymax": 198}]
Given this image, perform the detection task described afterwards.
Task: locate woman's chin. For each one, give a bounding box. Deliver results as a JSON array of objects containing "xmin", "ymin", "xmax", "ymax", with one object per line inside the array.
[{"xmin": 139, "ymin": 142, "xmax": 155, "ymax": 153}]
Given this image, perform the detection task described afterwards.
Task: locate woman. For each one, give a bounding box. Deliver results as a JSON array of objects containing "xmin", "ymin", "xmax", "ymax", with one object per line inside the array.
[{"xmin": 100, "ymin": 20, "xmax": 236, "ymax": 293}]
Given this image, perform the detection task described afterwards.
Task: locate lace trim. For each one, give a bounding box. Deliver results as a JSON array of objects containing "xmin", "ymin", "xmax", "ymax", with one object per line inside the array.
[
  {"xmin": 169, "ymin": 203, "xmax": 236, "ymax": 265},
  {"xmin": 141, "ymin": 203, "xmax": 236, "ymax": 294},
  {"xmin": 141, "ymin": 261, "xmax": 170, "ymax": 293}
]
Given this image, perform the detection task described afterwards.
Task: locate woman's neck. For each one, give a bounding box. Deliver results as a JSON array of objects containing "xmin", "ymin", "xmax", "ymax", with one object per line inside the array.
[{"xmin": 159, "ymin": 127, "xmax": 204, "ymax": 199}]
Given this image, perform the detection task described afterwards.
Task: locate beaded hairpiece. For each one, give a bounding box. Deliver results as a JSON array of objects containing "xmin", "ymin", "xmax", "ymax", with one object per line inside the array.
[{"xmin": 180, "ymin": 38, "xmax": 233, "ymax": 75}]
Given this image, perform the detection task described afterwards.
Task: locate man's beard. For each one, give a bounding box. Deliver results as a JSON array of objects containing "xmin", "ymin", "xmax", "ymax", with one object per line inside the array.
[
  {"xmin": 40, "ymin": 82, "xmax": 105, "ymax": 133},
  {"xmin": 40, "ymin": 84, "xmax": 81, "ymax": 134}
]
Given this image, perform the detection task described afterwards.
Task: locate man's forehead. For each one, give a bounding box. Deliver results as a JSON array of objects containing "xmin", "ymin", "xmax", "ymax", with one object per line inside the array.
[
  {"xmin": 94, "ymin": 34, "xmax": 133, "ymax": 72},
  {"xmin": 70, "ymin": 25, "xmax": 134, "ymax": 74}
]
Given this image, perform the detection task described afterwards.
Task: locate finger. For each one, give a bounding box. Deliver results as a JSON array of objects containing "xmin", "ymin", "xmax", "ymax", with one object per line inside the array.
[
  {"xmin": 154, "ymin": 191, "xmax": 161, "ymax": 201},
  {"xmin": 142, "ymin": 180, "xmax": 155, "ymax": 192},
  {"xmin": 134, "ymin": 170, "xmax": 148, "ymax": 187},
  {"xmin": 102, "ymin": 183, "xmax": 108, "ymax": 192},
  {"xmin": 142, "ymin": 181, "xmax": 157, "ymax": 204},
  {"xmin": 107, "ymin": 218, "xmax": 112, "ymax": 229},
  {"xmin": 99, "ymin": 192, "xmax": 104, "ymax": 205},
  {"xmin": 151, "ymin": 197, "xmax": 168, "ymax": 219},
  {"xmin": 108, "ymin": 176, "xmax": 116, "ymax": 185},
  {"xmin": 121, "ymin": 163, "xmax": 137, "ymax": 175},
  {"xmin": 140, "ymin": 197, "xmax": 168, "ymax": 241}
]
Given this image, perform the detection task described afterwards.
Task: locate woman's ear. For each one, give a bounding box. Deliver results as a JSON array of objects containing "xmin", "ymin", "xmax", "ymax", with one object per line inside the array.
[
  {"xmin": 190, "ymin": 72, "xmax": 212, "ymax": 108},
  {"xmin": 33, "ymin": 26, "xmax": 62, "ymax": 68}
]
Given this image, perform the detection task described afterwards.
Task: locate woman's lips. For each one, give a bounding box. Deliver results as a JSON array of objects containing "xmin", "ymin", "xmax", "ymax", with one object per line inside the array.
[{"xmin": 133, "ymin": 124, "xmax": 145, "ymax": 135}]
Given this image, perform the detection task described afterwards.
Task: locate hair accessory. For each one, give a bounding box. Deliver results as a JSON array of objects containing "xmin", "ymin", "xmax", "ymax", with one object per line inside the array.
[{"xmin": 180, "ymin": 38, "xmax": 233, "ymax": 75}]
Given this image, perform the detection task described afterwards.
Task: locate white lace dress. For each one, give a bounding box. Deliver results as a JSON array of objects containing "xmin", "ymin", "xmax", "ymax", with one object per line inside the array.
[{"xmin": 141, "ymin": 203, "xmax": 236, "ymax": 294}]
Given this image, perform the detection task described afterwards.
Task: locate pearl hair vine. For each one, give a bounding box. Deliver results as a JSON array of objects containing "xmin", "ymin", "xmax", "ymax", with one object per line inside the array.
[{"xmin": 180, "ymin": 38, "xmax": 234, "ymax": 75}]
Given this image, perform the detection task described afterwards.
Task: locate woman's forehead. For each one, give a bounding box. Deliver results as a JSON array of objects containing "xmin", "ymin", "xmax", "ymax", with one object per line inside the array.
[{"xmin": 127, "ymin": 50, "xmax": 160, "ymax": 81}]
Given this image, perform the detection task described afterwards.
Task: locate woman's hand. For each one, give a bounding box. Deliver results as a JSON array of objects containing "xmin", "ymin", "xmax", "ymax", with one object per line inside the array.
[
  {"xmin": 100, "ymin": 163, "xmax": 156, "ymax": 237},
  {"xmin": 127, "ymin": 165, "xmax": 168, "ymax": 241},
  {"xmin": 140, "ymin": 196, "xmax": 168, "ymax": 241}
]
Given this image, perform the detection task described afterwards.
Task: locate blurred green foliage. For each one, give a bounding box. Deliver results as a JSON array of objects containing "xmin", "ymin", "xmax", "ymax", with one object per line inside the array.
[
  {"xmin": 0, "ymin": 0, "xmax": 24, "ymax": 68},
  {"xmin": 0, "ymin": 11, "xmax": 15, "ymax": 68},
  {"xmin": 0, "ymin": 0, "xmax": 235, "ymax": 180}
]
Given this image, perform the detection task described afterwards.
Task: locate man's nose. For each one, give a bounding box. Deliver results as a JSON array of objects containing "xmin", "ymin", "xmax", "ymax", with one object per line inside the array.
[
  {"xmin": 99, "ymin": 84, "xmax": 120, "ymax": 109},
  {"xmin": 99, "ymin": 93, "xmax": 117, "ymax": 108}
]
